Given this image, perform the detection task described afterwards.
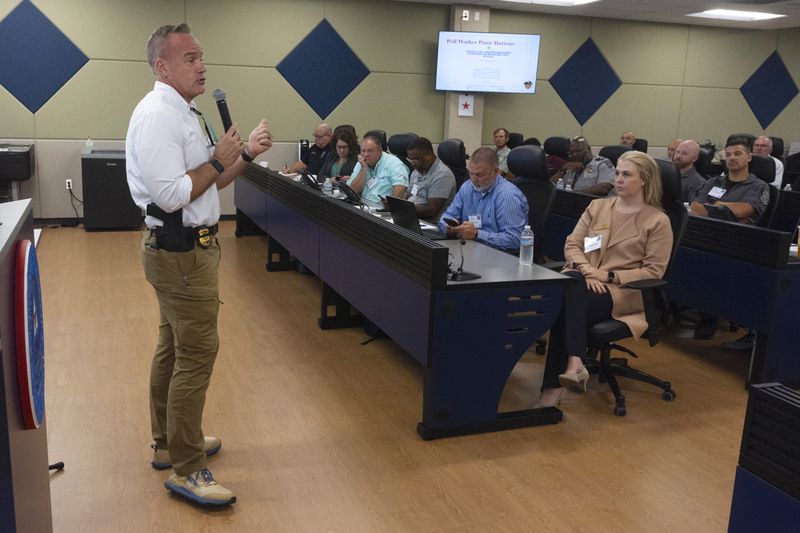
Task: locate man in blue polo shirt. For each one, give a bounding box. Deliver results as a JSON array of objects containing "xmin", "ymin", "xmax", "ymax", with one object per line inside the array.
[
  {"xmin": 439, "ymin": 147, "xmax": 528, "ymax": 251},
  {"xmin": 347, "ymin": 134, "xmax": 408, "ymax": 207}
]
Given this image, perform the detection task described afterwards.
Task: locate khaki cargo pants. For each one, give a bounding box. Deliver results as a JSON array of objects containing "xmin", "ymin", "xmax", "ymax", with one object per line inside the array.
[{"xmin": 141, "ymin": 229, "xmax": 220, "ymax": 475}]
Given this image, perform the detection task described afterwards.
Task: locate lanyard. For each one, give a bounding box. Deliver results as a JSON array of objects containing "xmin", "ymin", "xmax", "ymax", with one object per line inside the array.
[{"xmin": 190, "ymin": 107, "xmax": 217, "ymax": 146}]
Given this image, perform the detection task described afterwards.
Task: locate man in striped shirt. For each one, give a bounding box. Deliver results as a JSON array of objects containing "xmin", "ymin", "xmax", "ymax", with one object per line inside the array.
[{"xmin": 438, "ymin": 147, "xmax": 528, "ymax": 251}]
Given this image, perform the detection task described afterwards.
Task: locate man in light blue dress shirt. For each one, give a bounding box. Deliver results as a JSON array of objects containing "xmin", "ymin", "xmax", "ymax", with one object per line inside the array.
[
  {"xmin": 439, "ymin": 147, "xmax": 528, "ymax": 251},
  {"xmin": 347, "ymin": 134, "xmax": 408, "ymax": 207}
]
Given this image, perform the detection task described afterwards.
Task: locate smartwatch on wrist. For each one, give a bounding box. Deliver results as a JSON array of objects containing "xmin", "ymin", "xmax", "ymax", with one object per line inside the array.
[
  {"xmin": 607, "ymin": 271, "xmax": 616, "ymax": 283},
  {"xmin": 241, "ymin": 147, "xmax": 254, "ymax": 163},
  {"xmin": 210, "ymin": 159, "xmax": 225, "ymax": 174}
]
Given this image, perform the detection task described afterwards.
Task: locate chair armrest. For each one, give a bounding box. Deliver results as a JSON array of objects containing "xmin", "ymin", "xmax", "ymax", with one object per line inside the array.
[
  {"xmin": 621, "ymin": 278, "xmax": 667, "ymax": 291},
  {"xmin": 539, "ymin": 260, "xmax": 566, "ymax": 271},
  {"xmin": 620, "ymin": 278, "xmax": 669, "ymax": 346}
]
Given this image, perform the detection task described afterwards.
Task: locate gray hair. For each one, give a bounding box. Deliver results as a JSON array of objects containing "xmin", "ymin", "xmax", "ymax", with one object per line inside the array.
[
  {"xmin": 471, "ymin": 146, "xmax": 499, "ymax": 168},
  {"xmin": 146, "ymin": 23, "xmax": 192, "ymax": 71}
]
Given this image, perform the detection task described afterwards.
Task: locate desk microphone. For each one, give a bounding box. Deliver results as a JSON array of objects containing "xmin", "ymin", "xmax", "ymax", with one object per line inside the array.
[
  {"xmin": 212, "ymin": 88, "xmax": 233, "ymax": 132},
  {"xmin": 450, "ymin": 239, "xmax": 481, "ymax": 282}
]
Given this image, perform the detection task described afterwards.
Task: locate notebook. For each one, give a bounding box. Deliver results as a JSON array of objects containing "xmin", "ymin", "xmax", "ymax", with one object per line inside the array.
[{"xmin": 386, "ymin": 196, "xmax": 448, "ymax": 240}]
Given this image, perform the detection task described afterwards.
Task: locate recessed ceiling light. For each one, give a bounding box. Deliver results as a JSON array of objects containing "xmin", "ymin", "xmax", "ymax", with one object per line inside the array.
[
  {"xmin": 688, "ymin": 9, "xmax": 785, "ymax": 22},
  {"xmin": 503, "ymin": 0, "xmax": 601, "ymax": 6}
]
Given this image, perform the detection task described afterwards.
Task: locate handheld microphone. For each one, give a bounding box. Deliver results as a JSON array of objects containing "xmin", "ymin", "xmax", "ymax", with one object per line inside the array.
[{"xmin": 212, "ymin": 88, "xmax": 233, "ymax": 132}]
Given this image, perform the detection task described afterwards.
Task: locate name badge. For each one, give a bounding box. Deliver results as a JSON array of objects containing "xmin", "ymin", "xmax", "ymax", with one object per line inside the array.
[
  {"xmin": 367, "ymin": 177, "xmax": 378, "ymax": 190},
  {"xmin": 411, "ymin": 184, "xmax": 419, "ymax": 197},
  {"xmin": 468, "ymin": 214, "xmax": 482, "ymax": 228},
  {"xmin": 708, "ymin": 186, "xmax": 726, "ymax": 199},
  {"xmin": 584, "ymin": 234, "xmax": 602, "ymax": 253}
]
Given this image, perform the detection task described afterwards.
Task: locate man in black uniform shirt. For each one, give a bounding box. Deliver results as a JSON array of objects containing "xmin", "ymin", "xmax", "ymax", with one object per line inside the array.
[
  {"xmin": 689, "ymin": 137, "xmax": 769, "ymax": 225},
  {"xmin": 690, "ymin": 136, "xmax": 770, "ymax": 340},
  {"xmin": 286, "ymin": 123, "xmax": 333, "ymax": 175}
]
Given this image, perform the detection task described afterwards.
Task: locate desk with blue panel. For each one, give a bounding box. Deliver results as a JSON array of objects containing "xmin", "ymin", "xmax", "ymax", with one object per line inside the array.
[
  {"xmin": 235, "ymin": 166, "xmax": 567, "ymax": 439},
  {"xmin": 667, "ymin": 216, "xmax": 800, "ymax": 386},
  {"xmin": 728, "ymin": 383, "xmax": 800, "ymax": 532}
]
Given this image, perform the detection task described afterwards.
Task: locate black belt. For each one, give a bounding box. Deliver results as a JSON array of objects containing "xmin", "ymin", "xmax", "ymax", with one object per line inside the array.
[{"xmin": 150, "ymin": 224, "xmax": 218, "ymax": 252}]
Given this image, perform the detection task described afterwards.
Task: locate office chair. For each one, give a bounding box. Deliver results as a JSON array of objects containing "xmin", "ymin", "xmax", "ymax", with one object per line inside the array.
[
  {"xmin": 544, "ymin": 136, "xmax": 570, "ymax": 159},
  {"xmin": 598, "ymin": 144, "xmax": 632, "ymax": 167},
  {"xmin": 583, "ymin": 158, "xmax": 687, "ymax": 416},
  {"xmin": 544, "ymin": 136, "xmax": 571, "ymax": 176},
  {"xmin": 632, "ymin": 138, "xmax": 648, "ymax": 153},
  {"xmin": 508, "ymin": 145, "xmax": 556, "ymax": 264},
  {"xmin": 784, "ymin": 153, "xmax": 800, "ymax": 190},
  {"xmin": 387, "ymin": 132, "xmax": 418, "ymax": 173},
  {"xmin": 770, "ymin": 136, "xmax": 785, "ymax": 163},
  {"xmin": 749, "ymin": 154, "xmax": 779, "ymax": 227},
  {"xmin": 437, "ymin": 139, "xmax": 469, "ymax": 188},
  {"xmin": 508, "ymin": 132, "xmax": 524, "ymax": 149},
  {"xmin": 522, "ymin": 137, "xmax": 541, "ymax": 146},
  {"xmin": 364, "ymin": 129, "xmax": 388, "ymax": 151},
  {"xmin": 694, "ymin": 146, "xmax": 715, "ymax": 178}
]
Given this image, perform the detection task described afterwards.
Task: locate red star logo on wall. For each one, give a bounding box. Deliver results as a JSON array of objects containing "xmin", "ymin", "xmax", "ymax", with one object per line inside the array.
[{"xmin": 462, "ymin": 101, "xmax": 470, "ymax": 110}]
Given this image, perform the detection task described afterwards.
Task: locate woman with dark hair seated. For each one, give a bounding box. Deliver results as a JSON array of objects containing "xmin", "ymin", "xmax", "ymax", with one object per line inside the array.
[
  {"xmin": 319, "ymin": 130, "xmax": 359, "ymax": 183},
  {"xmin": 536, "ymin": 151, "xmax": 673, "ymax": 408}
]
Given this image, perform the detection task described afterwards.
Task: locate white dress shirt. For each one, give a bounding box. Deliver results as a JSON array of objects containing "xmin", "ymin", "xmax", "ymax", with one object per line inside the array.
[
  {"xmin": 771, "ymin": 156, "xmax": 784, "ymax": 189},
  {"xmin": 126, "ymin": 81, "xmax": 219, "ymax": 228}
]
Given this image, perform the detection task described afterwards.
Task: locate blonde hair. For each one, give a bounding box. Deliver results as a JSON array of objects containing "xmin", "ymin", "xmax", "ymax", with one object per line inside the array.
[{"xmin": 618, "ymin": 150, "xmax": 662, "ymax": 208}]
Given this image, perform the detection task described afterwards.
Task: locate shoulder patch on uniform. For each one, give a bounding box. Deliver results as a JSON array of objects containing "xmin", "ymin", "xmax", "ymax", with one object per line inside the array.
[{"xmin": 760, "ymin": 189, "xmax": 770, "ymax": 205}]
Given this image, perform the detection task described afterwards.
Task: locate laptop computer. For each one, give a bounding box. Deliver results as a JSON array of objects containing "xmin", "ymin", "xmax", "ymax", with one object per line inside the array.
[{"xmin": 386, "ymin": 196, "xmax": 448, "ymax": 240}]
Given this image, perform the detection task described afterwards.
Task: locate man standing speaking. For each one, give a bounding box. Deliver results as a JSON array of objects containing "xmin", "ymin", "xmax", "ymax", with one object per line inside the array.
[{"xmin": 126, "ymin": 23, "xmax": 271, "ymax": 507}]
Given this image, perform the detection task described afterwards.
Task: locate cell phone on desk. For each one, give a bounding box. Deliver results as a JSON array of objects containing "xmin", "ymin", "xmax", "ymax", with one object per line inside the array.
[{"xmin": 443, "ymin": 216, "xmax": 460, "ymax": 227}]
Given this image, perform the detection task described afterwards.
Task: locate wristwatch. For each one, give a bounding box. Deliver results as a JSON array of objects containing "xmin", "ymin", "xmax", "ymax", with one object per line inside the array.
[
  {"xmin": 607, "ymin": 271, "xmax": 616, "ymax": 283},
  {"xmin": 241, "ymin": 147, "xmax": 254, "ymax": 163},
  {"xmin": 210, "ymin": 159, "xmax": 225, "ymax": 173}
]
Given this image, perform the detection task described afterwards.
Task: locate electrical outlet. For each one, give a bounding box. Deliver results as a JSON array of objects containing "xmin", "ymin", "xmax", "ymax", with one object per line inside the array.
[
  {"xmin": 65, "ymin": 179, "xmax": 73, "ymax": 190},
  {"xmin": 462, "ymin": 9, "xmax": 469, "ymax": 21}
]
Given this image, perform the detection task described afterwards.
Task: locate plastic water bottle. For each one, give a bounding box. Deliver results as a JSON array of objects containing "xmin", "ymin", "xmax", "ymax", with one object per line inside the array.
[
  {"xmin": 519, "ymin": 225, "xmax": 534, "ymax": 265},
  {"xmin": 323, "ymin": 177, "xmax": 333, "ymax": 195},
  {"xmin": 556, "ymin": 176, "xmax": 565, "ymax": 190}
]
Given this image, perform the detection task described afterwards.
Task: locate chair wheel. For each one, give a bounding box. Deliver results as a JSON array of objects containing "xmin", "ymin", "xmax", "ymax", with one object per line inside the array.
[
  {"xmin": 662, "ymin": 390, "xmax": 676, "ymax": 401},
  {"xmin": 614, "ymin": 404, "xmax": 627, "ymax": 416}
]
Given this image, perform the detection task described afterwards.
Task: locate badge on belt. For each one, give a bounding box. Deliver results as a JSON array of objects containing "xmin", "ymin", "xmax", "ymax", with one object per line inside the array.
[{"xmin": 197, "ymin": 227, "xmax": 212, "ymax": 248}]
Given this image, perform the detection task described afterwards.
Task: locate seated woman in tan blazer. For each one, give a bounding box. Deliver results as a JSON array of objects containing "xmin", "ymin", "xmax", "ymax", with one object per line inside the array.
[{"xmin": 537, "ymin": 151, "xmax": 673, "ymax": 408}]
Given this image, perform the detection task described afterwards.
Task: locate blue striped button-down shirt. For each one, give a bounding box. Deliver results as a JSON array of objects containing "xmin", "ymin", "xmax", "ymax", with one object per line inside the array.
[{"xmin": 438, "ymin": 176, "xmax": 529, "ymax": 250}]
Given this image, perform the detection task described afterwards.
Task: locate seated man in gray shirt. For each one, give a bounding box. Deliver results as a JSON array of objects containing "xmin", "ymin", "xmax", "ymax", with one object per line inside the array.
[
  {"xmin": 406, "ymin": 137, "xmax": 457, "ymax": 223},
  {"xmin": 689, "ymin": 137, "xmax": 770, "ymax": 340},
  {"xmin": 672, "ymin": 140, "xmax": 706, "ymax": 203},
  {"xmin": 689, "ymin": 137, "xmax": 769, "ymax": 225},
  {"xmin": 550, "ymin": 136, "xmax": 615, "ymax": 196}
]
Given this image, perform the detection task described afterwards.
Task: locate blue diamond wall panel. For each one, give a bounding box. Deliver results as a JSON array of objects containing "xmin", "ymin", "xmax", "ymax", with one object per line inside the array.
[
  {"xmin": 550, "ymin": 38, "xmax": 621, "ymax": 126},
  {"xmin": 740, "ymin": 51, "xmax": 798, "ymax": 129},
  {"xmin": 277, "ymin": 19, "xmax": 369, "ymax": 119},
  {"xmin": 0, "ymin": 0, "xmax": 89, "ymax": 113}
]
